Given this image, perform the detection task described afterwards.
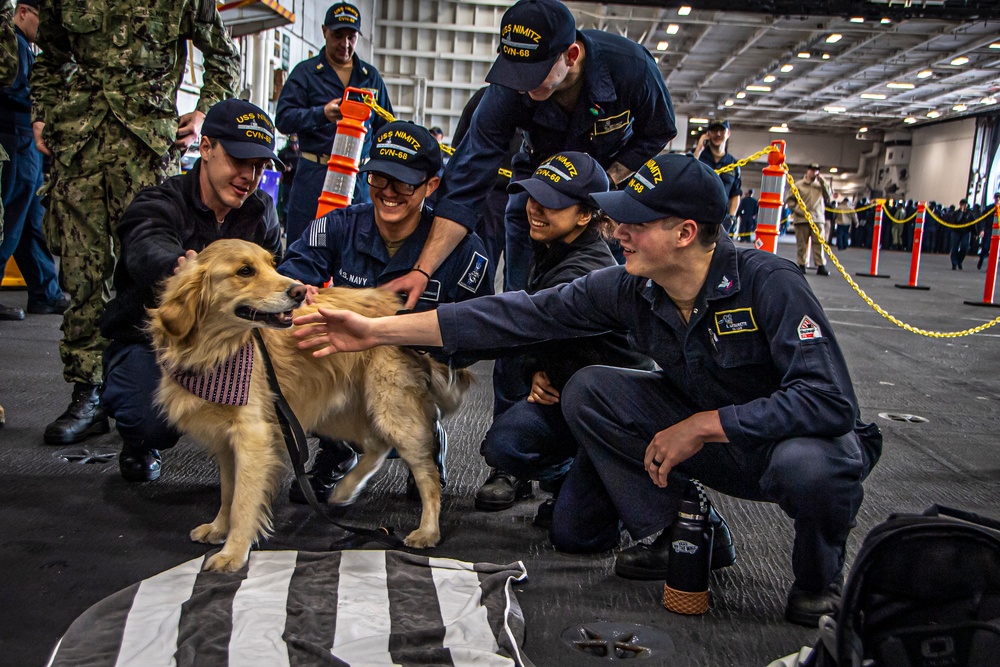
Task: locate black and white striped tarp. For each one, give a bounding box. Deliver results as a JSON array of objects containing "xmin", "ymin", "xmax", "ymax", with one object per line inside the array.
[{"xmin": 47, "ymin": 550, "xmax": 532, "ymax": 667}]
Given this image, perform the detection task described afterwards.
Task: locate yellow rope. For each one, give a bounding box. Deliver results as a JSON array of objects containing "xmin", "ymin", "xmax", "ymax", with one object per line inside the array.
[
  {"xmin": 714, "ymin": 145, "xmax": 777, "ymax": 175},
  {"xmin": 825, "ymin": 203, "xmax": 876, "ymax": 214},
  {"xmin": 882, "ymin": 209, "xmax": 917, "ymax": 224},
  {"xmin": 783, "ymin": 166, "xmax": 1000, "ymax": 337}
]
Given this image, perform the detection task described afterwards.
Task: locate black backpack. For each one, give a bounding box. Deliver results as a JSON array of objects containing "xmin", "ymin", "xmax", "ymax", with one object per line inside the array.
[{"xmin": 809, "ymin": 505, "xmax": 1000, "ymax": 667}]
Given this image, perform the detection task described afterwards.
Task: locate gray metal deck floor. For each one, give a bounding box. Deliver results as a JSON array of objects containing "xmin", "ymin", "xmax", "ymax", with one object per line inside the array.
[{"xmin": 2, "ymin": 240, "xmax": 998, "ymax": 666}]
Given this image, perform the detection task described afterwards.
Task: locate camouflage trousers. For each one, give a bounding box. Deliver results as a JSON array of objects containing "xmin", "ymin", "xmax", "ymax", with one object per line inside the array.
[{"xmin": 41, "ymin": 119, "xmax": 178, "ymax": 385}]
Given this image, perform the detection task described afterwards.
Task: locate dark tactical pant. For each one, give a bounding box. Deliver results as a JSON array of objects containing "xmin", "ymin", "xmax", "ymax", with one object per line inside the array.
[
  {"xmin": 552, "ymin": 365, "xmax": 874, "ymax": 592},
  {"xmin": 42, "ymin": 120, "xmax": 177, "ymax": 385}
]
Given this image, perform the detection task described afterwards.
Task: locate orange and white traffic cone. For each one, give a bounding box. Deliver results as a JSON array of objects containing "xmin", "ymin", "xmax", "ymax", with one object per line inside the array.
[
  {"xmin": 314, "ymin": 86, "xmax": 374, "ymax": 218},
  {"xmin": 754, "ymin": 140, "xmax": 786, "ymax": 255}
]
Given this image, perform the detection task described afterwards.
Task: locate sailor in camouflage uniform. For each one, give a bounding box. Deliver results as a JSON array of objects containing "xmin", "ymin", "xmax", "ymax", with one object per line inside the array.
[{"xmin": 30, "ymin": 0, "xmax": 241, "ymax": 446}]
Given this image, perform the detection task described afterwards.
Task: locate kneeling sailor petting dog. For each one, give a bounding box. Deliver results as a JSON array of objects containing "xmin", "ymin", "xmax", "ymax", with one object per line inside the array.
[
  {"xmin": 99, "ymin": 99, "xmax": 283, "ymax": 482},
  {"xmin": 277, "ymin": 120, "xmax": 494, "ymax": 504},
  {"xmin": 293, "ymin": 153, "xmax": 883, "ymax": 628}
]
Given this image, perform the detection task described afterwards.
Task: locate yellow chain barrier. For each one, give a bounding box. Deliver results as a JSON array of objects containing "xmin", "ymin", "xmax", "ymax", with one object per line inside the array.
[
  {"xmin": 362, "ymin": 97, "xmax": 512, "ymax": 179},
  {"xmin": 926, "ymin": 207, "xmax": 991, "ymax": 229},
  {"xmin": 783, "ymin": 165, "xmax": 1000, "ymax": 337},
  {"xmin": 882, "ymin": 209, "xmax": 917, "ymax": 224},
  {"xmin": 825, "ymin": 202, "xmax": 876, "ymax": 214}
]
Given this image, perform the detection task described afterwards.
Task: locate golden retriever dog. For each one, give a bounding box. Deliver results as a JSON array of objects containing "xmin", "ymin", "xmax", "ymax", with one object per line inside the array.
[{"xmin": 149, "ymin": 239, "xmax": 471, "ymax": 573}]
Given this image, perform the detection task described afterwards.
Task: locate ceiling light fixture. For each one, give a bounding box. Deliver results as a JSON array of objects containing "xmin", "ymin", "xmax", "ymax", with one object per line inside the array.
[
  {"xmin": 824, "ymin": 106, "xmax": 846, "ymax": 113},
  {"xmin": 990, "ymin": 42, "xmax": 1000, "ymax": 49},
  {"xmin": 926, "ymin": 110, "xmax": 941, "ymax": 118},
  {"xmin": 887, "ymin": 82, "xmax": 915, "ymax": 89},
  {"xmin": 769, "ymin": 124, "xmax": 790, "ymax": 133},
  {"xmin": 822, "ymin": 53, "xmax": 831, "ymax": 60},
  {"xmin": 830, "ymin": 167, "xmax": 839, "ymax": 173},
  {"xmin": 861, "ymin": 93, "xmax": 886, "ymax": 100},
  {"xmin": 903, "ymin": 117, "xmax": 917, "ymax": 124},
  {"xmin": 690, "ymin": 117, "xmax": 709, "ymax": 124},
  {"xmin": 859, "ymin": 127, "xmax": 868, "ymax": 133},
  {"xmin": 678, "ymin": 6, "xmax": 691, "ymax": 16},
  {"xmin": 917, "ymin": 70, "xmax": 933, "ymax": 79},
  {"xmin": 826, "ymin": 34, "xmax": 843, "ymax": 44},
  {"xmin": 736, "ymin": 91, "xmax": 747, "ymax": 99},
  {"xmin": 797, "ymin": 52, "xmax": 811, "ymax": 59},
  {"xmin": 849, "ymin": 17, "xmax": 864, "ymax": 23},
  {"xmin": 981, "ymin": 96, "xmax": 998, "ymax": 105},
  {"xmin": 881, "ymin": 18, "xmax": 891, "ymax": 24},
  {"xmin": 666, "ymin": 24, "xmax": 679, "ymax": 35},
  {"xmin": 780, "ymin": 64, "xmax": 794, "ymax": 73},
  {"xmin": 656, "ymin": 41, "xmax": 669, "ymax": 51},
  {"xmin": 763, "ymin": 75, "xmax": 776, "ymax": 83},
  {"xmin": 746, "ymin": 85, "xmax": 772, "ymax": 92},
  {"xmin": 953, "ymin": 103, "xmax": 968, "ymax": 112},
  {"xmin": 724, "ymin": 99, "xmax": 734, "ymax": 106},
  {"xmin": 950, "ymin": 56, "xmax": 970, "ymax": 66}
]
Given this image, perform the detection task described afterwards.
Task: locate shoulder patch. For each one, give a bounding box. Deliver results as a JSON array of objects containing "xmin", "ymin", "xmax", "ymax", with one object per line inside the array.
[
  {"xmin": 458, "ymin": 252, "xmax": 489, "ymax": 293},
  {"xmin": 714, "ymin": 308, "xmax": 757, "ymax": 335},
  {"xmin": 306, "ymin": 218, "xmax": 327, "ymax": 248},
  {"xmin": 798, "ymin": 316, "xmax": 822, "ymax": 340}
]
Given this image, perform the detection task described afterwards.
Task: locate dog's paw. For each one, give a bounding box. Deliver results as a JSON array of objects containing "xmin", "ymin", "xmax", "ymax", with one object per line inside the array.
[
  {"xmin": 190, "ymin": 522, "xmax": 228, "ymax": 545},
  {"xmin": 328, "ymin": 487, "xmax": 360, "ymax": 506},
  {"xmin": 403, "ymin": 528, "xmax": 440, "ymax": 549},
  {"xmin": 202, "ymin": 550, "xmax": 248, "ymax": 573}
]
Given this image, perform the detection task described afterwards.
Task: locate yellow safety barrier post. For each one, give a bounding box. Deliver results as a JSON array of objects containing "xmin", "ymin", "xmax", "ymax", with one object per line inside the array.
[
  {"xmin": 753, "ymin": 141, "xmax": 786, "ymax": 254},
  {"xmin": 894, "ymin": 201, "xmax": 930, "ymax": 291},
  {"xmin": 964, "ymin": 203, "xmax": 1000, "ymax": 308},
  {"xmin": 855, "ymin": 201, "xmax": 890, "ymax": 279}
]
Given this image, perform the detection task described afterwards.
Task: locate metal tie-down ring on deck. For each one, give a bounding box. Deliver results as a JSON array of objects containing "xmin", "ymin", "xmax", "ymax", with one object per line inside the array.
[{"xmin": 561, "ymin": 621, "xmax": 675, "ymax": 660}]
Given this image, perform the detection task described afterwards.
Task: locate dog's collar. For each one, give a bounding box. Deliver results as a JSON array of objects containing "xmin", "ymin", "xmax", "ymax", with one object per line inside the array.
[{"xmin": 170, "ymin": 340, "xmax": 254, "ymax": 406}]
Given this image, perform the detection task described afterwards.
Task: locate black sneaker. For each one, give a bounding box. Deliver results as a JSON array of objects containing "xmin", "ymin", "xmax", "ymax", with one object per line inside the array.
[
  {"xmin": 119, "ymin": 443, "xmax": 162, "ymax": 483},
  {"xmin": 785, "ymin": 579, "xmax": 843, "ymax": 628},
  {"xmin": 0, "ymin": 303, "xmax": 25, "ymax": 320},
  {"xmin": 614, "ymin": 502, "xmax": 737, "ymax": 580},
  {"xmin": 816, "ymin": 265, "xmax": 830, "ymax": 276},
  {"xmin": 289, "ymin": 440, "xmax": 358, "ymax": 504},
  {"xmin": 474, "ymin": 468, "xmax": 533, "ymax": 511}
]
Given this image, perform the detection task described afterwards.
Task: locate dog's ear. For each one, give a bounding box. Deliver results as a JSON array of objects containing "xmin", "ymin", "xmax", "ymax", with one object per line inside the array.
[{"xmin": 153, "ymin": 259, "xmax": 207, "ymax": 341}]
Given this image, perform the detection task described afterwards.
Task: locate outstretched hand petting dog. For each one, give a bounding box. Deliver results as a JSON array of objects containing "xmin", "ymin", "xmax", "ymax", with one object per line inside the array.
[{"xmin": 293, "ymin": 308, "xmax": 443, "ymax": 357}]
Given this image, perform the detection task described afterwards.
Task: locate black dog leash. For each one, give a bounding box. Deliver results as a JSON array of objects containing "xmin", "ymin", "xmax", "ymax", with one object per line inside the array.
[{"xmin": 251, "ymin": 329, "xmax": 403, "ymax": 549}]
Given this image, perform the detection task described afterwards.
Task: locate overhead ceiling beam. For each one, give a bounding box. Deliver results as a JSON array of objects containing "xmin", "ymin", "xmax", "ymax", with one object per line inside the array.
[{"xmin": 570, "ymin": 0, "xmax": 1000, "ymax": 21}]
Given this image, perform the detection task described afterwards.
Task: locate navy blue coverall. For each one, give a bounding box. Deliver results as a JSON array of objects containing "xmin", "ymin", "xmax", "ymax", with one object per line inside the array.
[
  {"xmin": 277, "ymin": 203, "xmax": 493, "ymax": 314},
  {"xmin": 434, "ymin": 30, "xmax": 676, "ymax": 291},
  {"xmin": 0, "ymin": 24, "xmax": 62, "ymax": 309},
  {"xmin": 699, "ymin": 150, "xmax": 741, "ymax": 234},
  {"xmin": 436, "ymin": 236, "xmax": 882, "ymax": 592},
  {"xmin": 275, "ymin": 53, "xmax": 392, "ymax": 245}
]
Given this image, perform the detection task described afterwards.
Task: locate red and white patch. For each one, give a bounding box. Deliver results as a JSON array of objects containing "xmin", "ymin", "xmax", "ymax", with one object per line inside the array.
[{"xmin": 798, "ymin": 316, "xmax": 822, "ymax": 340}]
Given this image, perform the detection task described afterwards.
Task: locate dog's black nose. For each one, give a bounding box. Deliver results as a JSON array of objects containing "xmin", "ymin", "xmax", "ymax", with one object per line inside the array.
[{"xmin": 288, "ymin": 283, "xmax": 308, "ymax": 304}]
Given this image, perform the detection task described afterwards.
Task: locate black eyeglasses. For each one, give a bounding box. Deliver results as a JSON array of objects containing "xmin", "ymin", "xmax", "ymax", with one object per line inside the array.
[{"xmin": 366, "ymin": 173, "xmax": 427, "ymax": 196}]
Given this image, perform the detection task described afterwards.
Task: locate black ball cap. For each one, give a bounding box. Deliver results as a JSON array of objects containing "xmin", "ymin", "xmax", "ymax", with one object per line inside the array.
[
  {"xmin": 486, "ymin": 0, "xmax": 577, "ymax": 92},
  {"xmin": 508, "ymin": 151, "xmax": 609, "ymax": 209},
  {"xmin": 359, "ymin": 121, "xmax": 443, "ymax": 185},
  {"xmin": 201, "ymin": 99, "xmax": 284, "ymax": 169},
  {"xmin": 591, "ymin": 153, "xmax": 727, "ymax": 227}
]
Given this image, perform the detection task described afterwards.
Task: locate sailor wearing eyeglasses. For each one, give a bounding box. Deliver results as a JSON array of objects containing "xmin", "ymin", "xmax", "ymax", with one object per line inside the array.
[
  {"xmin": 279, "ymin": 121, "xmax": 493, "ymax": 303},
  {"xmin": 276, "ymin": 121, "xmax": 494, "ymax": 504}
]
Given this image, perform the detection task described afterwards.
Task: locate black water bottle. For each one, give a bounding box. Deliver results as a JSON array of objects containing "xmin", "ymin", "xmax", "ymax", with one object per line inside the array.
[{"xmin": 662, "ymin": 480, "xmax": 714, "ymax": 615}]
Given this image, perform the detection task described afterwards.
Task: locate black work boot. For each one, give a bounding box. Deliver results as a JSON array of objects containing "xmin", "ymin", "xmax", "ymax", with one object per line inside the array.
[
  {"xmin": 43, "ymin": 383, "xmax": 110, "ymax": 445},
  {"xmin": 785, "ymin": 579, "xmax": 843, "ymax": 628},
  {"xmin": 474, "ymin": 468, "xmax": 533, "ymax": 511},
  {"xmin": 119, "ymin": 442, "xmax": 162, "ymax": 483},
  {"xmin": 614, "ymin": 502, "xmax": 737, "ymax": 580},
  {"xmin": 289, "ymin": 440, "xmax": 359, "ymax": 504}
]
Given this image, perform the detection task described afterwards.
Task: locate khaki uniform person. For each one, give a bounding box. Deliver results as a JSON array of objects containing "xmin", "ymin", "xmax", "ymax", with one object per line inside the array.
[
  {"xmin": 31, "ymin": 0, "xmax": 241, "ymax": 445},
  {"xmin": 786, "ymin": 163, "xmax": 833, "ymax": 276}
]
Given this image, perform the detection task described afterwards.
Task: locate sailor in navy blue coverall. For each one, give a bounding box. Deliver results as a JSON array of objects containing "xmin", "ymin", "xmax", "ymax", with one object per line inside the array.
[
  {"xmin": 385, "ymin": 0, "xmax": 676, "ymax": 308},
  {"xmin": 278, "ymin": 121, "xmax": 493, "ymax": 504},
  {"xmin": 293, "ymin": 153, "xmax": 882, "ymax": 628},
  {"xmin": 274, "ymin": 2, "xmax": 392, "ymax": 246},
  {"xmin": 0, "ymin": 0, "xmax": 64, "ymax": 319}
]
